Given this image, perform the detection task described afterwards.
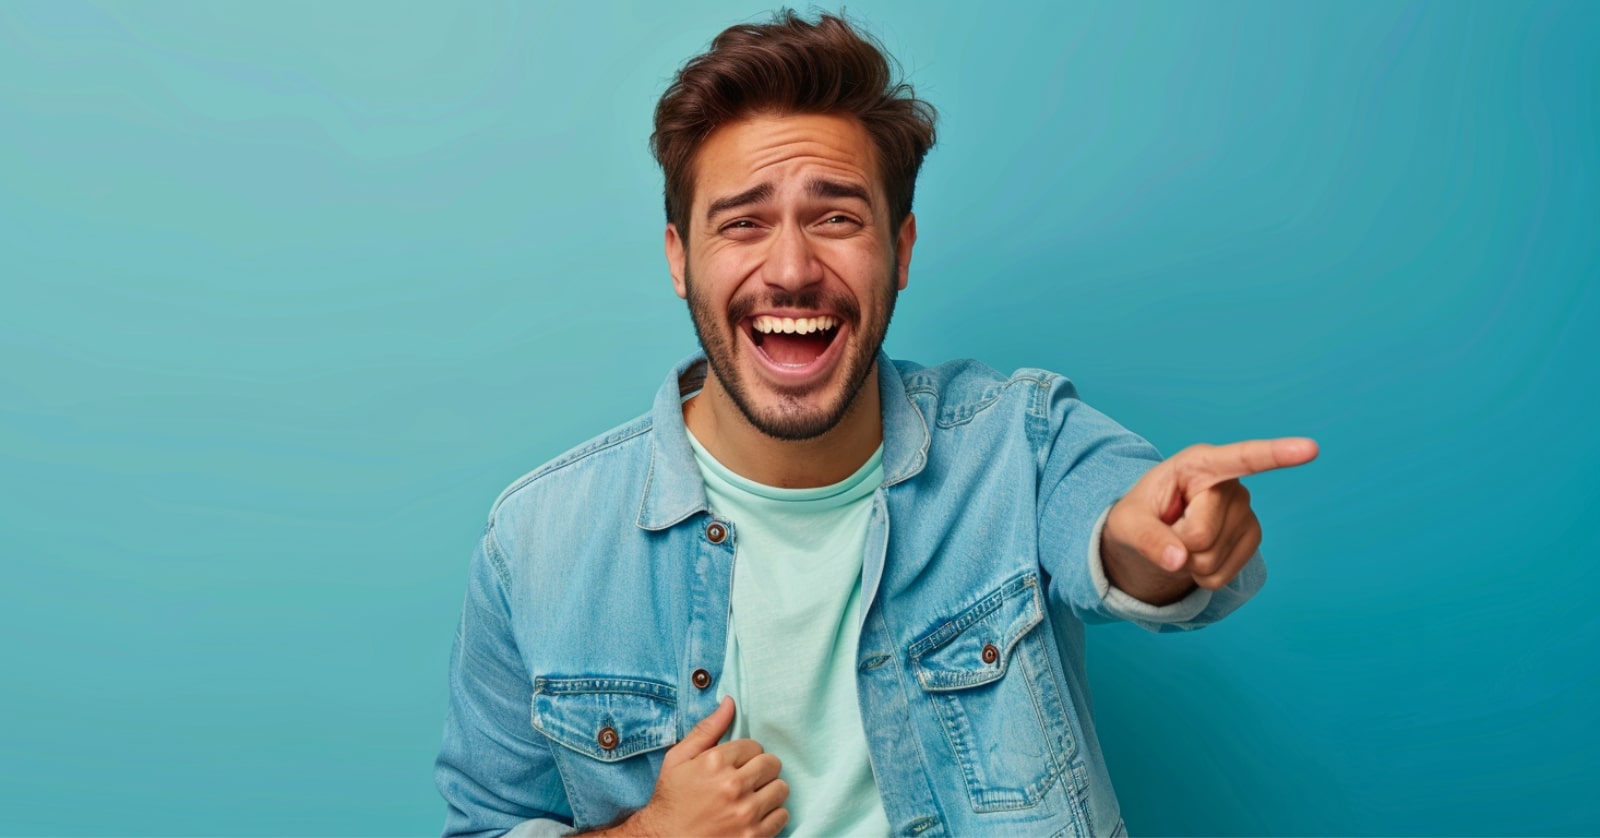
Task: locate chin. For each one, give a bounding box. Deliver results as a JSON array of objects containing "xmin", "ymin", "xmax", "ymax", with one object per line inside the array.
[{"xmin": 738, "ymin": 387, "xmax": 858, "ymax": 441}]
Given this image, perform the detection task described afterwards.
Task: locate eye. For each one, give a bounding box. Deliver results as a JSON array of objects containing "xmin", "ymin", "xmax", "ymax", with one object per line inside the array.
[{"xmin": 816, "ymin": 214, "xmax": 862, "ymax": 234}]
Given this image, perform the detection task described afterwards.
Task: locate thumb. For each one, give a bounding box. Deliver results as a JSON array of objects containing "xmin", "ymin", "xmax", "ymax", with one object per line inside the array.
[
  {"xmin": 1108, "ymin": 500, "xmax": 1189, "ymax": 573},
  {"xmin": 664, "ymin": 695, "xmax": 734, "ymax": 767}
]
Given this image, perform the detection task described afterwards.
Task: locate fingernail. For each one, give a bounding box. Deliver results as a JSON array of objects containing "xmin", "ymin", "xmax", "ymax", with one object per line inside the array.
[{"xmin": 1162, "ymin": 545, "xmax": 1185, "ymax": 571}]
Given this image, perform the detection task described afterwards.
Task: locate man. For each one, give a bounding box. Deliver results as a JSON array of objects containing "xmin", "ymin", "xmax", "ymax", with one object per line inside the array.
[{"xmin": 436, "ymin": 11, "xmax": 1316, "ymax": 837}]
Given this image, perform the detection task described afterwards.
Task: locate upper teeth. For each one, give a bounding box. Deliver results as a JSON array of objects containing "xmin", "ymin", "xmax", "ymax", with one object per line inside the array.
[{"xmin": 752, "ymin": 315, "xmax": 839, "ymax": 335}]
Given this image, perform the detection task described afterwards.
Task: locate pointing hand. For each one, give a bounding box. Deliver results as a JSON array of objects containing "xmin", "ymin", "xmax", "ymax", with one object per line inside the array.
[{"xmin": 1101, "ymin": 438, "xmax": 1319, "ymax": 601}]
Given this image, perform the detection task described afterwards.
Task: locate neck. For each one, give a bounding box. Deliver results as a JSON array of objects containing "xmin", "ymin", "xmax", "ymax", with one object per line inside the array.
[{"xmin": 683, "ymin": 364, "xmax": 883, "ymax": 489}]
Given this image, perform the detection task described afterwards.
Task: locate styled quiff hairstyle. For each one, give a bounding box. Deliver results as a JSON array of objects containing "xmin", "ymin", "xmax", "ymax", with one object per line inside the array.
[{"xmin": 651, "ymin": 10, "xmax": 937, "ymax": 237}]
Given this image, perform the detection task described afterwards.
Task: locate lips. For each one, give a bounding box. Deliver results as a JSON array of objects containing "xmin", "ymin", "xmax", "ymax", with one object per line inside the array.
[{"xmin": 741, "ymin": 312, "xmax": 848, "ymax": 385}]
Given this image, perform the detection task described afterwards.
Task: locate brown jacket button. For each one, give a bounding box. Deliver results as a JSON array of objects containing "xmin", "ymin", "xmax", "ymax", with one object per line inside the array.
[
  {"xmin": 706, "ymin": 522, "xmax": 727, "ymax": 544},
  {"xmin": 597, "ymin": 726, "xmax": 619, "ymax": 751},
  {"xmin": 692, "ymin": 668, "xmax": 713, "ymax": 690},
  {"xmin": 981, "ymin": 643, "xmax": 1000, "ymax": 664}
]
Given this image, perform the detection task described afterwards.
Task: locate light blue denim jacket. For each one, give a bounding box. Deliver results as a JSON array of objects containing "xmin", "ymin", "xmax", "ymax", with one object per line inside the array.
[{"xmin": 436, "ymin": 353, "xmax": 1265, "ymax": 837}]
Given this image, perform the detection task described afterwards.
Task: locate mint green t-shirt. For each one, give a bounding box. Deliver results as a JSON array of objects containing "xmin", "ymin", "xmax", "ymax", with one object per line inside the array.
[{"xmin": 686, "ymin": 431, "xmax": 890, "ymax": 838}]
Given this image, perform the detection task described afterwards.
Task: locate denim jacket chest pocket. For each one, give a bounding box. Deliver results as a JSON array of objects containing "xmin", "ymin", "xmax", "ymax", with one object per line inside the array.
[
  {"xmin": 909, "ymin": 572, "xmax": 1077, "ymax": 813},
  {"xmin": 531, "ymin": 677, "xmax": 677, "ymax": 826}
]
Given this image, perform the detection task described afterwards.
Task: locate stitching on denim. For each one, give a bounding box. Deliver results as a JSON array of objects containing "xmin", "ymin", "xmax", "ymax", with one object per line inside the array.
[
  {"xmin": 876, "ymin": 609, "xmax": 950, "ymax": 832},
  {"xmin": 914, "ymin": 581, "xmax": 1045, "ymax": 692},
  {"xmin": 908, "ymin": 572, "xmax": 1038, "ymax": 658},
  {"xmin": 1016, "ymin": 636, "xmax": 1064, "ymax": 801},
  {"xmin": 535, "ymin": 697, "xmax": 587, "ymax": 826},
  {"xmin": 482, "ymin": 522, "xmax": 513, "ymax": 591},
  {"xmin": 533, "ymin": 677, "xmax": 677, "ymax": 701},
  {"xmin": 935, "ymin": 375, "xmax": 1048, "ymax": 428},
  {"xmin": 635, "ymin": 437, "xmax": 660, "ymax": 528},
  {"xmin": 490, "ymin": 418, "xmax": 655, "ymax": 518},
  {"xmin": 1030, "ymin": 584, "xmax": 1083, "ymax": 774},
  {"xmin": 926, "ymin": 617, "xmax": 1058, "ymax": 812},
  {"xmin": 901, "ymin": 362, "xmax": 1054, "ymax": 430},
  {"xmin": 1025, "ymin": 375, "xmax": 1055, "ymax": 453},
  {"xmin": 531, "ymin": 681, "xmax": 678, "ymax": 762}
]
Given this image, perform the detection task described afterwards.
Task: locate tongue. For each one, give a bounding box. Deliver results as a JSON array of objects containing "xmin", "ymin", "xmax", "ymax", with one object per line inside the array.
[{"xmin": 760, "ymin": 331, "xmax": 830, "ymax": 366}]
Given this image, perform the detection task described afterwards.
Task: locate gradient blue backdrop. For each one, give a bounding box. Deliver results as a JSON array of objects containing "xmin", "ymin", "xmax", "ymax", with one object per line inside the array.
[{"xmin": 2, "ymin": 1, "xmax": 1595, "ymax": 834}]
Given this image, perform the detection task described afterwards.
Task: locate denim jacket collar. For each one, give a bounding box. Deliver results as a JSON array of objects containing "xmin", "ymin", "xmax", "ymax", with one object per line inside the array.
[{"xmin": 635, "ymin": 351, "xmax": 930, "ymax": 531}]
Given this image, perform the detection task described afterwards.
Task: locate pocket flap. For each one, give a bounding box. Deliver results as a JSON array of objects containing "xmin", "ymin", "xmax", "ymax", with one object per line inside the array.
[
  {"xmin": 909, "ymin": 572, "xmax": 1044, "ymax": 692},
  {"xmin": 531, "ymin": 677, "xmax": 677, "ymax": 762}
]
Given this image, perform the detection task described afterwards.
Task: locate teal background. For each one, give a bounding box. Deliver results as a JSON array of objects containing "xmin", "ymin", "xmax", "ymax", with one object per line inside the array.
[{"xmin": 1, "ymin": 1, "xmax": 1595, "ymax": 834}]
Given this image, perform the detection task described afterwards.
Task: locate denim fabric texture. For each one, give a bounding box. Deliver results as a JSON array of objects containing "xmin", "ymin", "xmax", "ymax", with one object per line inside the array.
[{"xmin": 435, "ymin": 353, "xmax": 1265, "ymax": 837}]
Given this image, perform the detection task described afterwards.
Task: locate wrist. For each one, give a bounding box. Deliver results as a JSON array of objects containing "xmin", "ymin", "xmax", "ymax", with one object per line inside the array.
[
  {"xmin": 1101, "ymin": 538, "xmax": 1195, "ymax": 606},
  {"xmin": 583, "ymin": 808, "xmax": 656, "ymax": 838}
]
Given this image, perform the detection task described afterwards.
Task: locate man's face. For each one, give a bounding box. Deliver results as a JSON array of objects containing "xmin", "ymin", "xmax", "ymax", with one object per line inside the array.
[{"xmin": 665, "ymin": 112, "xmax": 916, "ymax": 441}]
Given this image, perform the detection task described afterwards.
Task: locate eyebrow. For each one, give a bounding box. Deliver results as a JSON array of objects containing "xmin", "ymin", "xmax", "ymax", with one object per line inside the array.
[
  {"xmin": 703, "ymin": 178, "xmax": 875, "ymax": 223},
  {"xmin": 705, "ymin": 183, "xmax": 773, "ymax": 222},
  {"xmin": 807, "ymin": 178, "xmax": 873, "ymax": 206}
]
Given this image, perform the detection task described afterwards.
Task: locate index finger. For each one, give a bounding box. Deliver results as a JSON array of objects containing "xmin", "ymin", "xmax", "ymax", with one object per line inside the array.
[{"xmin": 1177, "ymin": 437, "xmax": 1319, "ymax": 490}]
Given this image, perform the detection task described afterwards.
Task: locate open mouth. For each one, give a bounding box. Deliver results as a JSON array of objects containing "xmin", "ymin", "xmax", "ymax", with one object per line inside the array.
[{"xmin": 747, "ymin": 314, "xmax": 842, "ymax": 368}]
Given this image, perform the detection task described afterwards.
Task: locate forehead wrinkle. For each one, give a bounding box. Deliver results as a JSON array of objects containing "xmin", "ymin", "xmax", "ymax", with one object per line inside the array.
[
  {"xmin": 693, "ymin": 114, "xmax": 884, "ymax": 221},
  {"xmin": 744, "ymin": 140, "xmax": 873, "ymax": 184}
]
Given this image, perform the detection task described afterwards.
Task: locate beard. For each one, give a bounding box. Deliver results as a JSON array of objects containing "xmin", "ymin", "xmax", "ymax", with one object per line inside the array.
[{"xmin": 685, "ymin": 271, "xmax": 897, "ymax": 441}]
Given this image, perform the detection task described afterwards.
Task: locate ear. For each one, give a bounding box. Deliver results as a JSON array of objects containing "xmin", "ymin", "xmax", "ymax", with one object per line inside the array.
[
  {"xmin": 665, "ymin": 223, "xmax": 688, "ymax": 299},
  {"xmin": 894, "ymin": 212, "xmax": 917, "ymax": 292}
]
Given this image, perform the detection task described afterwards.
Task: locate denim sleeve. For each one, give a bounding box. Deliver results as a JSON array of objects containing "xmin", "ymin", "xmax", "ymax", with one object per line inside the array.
[
  {"xmin": 435, "ymin": 526, "xmax": 575, "ymax": 837},
  {"xmin": 1033, "ymin": 375, "xmax": 1265, "ymax": 632}
]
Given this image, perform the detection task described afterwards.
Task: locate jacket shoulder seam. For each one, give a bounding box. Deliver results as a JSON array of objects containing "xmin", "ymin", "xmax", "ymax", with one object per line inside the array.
[
  {"xmin": 901, "ymin": 361, "xmax": 1059, "ymax": 428},
  {"xmin": 489, "ymin": 417, "xmax": 654, "ymax": 518}
]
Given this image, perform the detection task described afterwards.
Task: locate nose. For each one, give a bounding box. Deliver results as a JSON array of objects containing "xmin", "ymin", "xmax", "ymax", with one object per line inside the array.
[{"xmin": 762, "ymin": 222, "xmax": 823, "ymax": 292}]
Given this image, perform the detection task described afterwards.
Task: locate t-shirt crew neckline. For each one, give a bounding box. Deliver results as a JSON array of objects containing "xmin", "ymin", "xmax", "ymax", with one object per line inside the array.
[{"xmin": 683, "ymin": 428, "xmax": 884, "ymax": 508}]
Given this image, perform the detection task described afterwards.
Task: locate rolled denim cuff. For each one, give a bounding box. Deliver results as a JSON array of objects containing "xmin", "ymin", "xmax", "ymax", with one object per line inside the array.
[{"xmin": 1087, "ymin": 506, "xmax": 1213, "ymax": 628}]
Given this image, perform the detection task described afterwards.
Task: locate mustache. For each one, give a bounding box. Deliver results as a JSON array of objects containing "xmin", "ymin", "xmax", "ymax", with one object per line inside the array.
[{"xmin": 727, "ymin": 289, "xmax": 861, "ymax": 327}]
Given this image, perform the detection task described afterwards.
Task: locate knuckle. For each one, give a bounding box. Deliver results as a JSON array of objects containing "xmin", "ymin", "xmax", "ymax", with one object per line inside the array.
[{"xmin": 1181, "ymin": 523, "xmax": 1215, "ymax": 550}]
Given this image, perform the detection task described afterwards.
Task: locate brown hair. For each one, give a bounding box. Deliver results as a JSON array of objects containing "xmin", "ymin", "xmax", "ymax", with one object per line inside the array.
[{"xmin": 651, "ymin": 10, "xmax": 937, "ymax": 237}]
